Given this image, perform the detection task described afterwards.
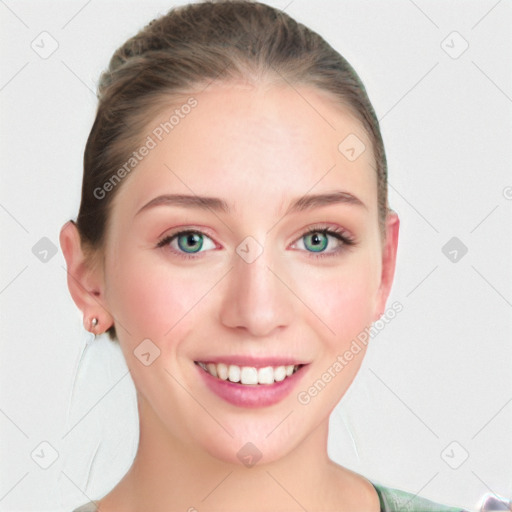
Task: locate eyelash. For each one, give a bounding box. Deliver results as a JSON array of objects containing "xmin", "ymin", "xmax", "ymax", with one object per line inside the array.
[{"xmin": 156, "ymin": 225, "xmax": 356, "ymax": 261}]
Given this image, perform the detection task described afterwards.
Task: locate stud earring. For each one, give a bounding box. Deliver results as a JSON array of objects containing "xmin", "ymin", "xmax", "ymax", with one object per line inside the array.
[{"xmin": 90, "ymin": 317, "xmax": 98, "ymax": 331}]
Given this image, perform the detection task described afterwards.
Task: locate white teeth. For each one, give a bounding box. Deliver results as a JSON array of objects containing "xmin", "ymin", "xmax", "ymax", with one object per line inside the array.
[
  {"xmin": 206, "ymin": 363, "xmax": 217, "ymax": 378},
  {"xmin": 217, "ymin": 363, "xmax": 228, "ymax": 380},
  {"xmin": 257, "ymin": 366, "xmax": 274, "ymax": 385},
  {"xmin": 197, "ymin": 361, "xmax": 300, "ymax": 385},
  {"xmin": 240, "ymin": 366, "xmax": 258, "ymax": 385},
  {"xmin": 273, "ymin": 366, "xmax": 286, "ymax": 382},
  {"xmin": 228, "ymin": 364, "xmax": 240, "ymax": 383}
]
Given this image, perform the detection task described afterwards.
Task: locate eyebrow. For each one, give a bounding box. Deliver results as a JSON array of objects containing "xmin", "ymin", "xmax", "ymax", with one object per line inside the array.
[{"xmin": 135, "ymin": 190, "xmax": 366, "ymax": 217}]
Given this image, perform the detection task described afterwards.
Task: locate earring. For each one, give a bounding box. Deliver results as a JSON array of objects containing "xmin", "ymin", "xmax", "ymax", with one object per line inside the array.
[{"xmin": 90, "ymin": 317, "xmax": 98, "ymax": 331}]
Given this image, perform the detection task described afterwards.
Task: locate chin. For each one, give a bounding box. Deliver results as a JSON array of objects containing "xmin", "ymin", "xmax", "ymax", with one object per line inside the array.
[{"xmin": 198, "ymin": 432, "xmax": 297, "ymax": 468}]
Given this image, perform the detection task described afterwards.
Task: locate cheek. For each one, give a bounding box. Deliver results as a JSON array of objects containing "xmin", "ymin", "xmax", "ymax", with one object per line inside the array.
[
  {"xmin": 106, "ymin": 253, "xmax": 203, "ymax": 344},
  {"xmin": 296, "ymin": 257, "xmax": 378, "ymax": 350}
]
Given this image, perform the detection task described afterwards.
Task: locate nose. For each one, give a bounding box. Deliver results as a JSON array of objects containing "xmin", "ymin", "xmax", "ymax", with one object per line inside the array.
[{"xmin": 218, "ymin": 244, "xmax": 295, "ymax": 337}]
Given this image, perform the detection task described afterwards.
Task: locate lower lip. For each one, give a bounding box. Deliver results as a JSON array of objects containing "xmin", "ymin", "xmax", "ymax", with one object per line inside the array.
[{"xmin": 195, "ymin": 363, "xmax": 308, "ymax": 408}]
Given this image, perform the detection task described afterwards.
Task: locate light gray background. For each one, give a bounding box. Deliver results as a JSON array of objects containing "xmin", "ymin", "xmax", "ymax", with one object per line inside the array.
[{"xmin": 1, "ymin": 0, "xmax": 511, "ymax": 510}]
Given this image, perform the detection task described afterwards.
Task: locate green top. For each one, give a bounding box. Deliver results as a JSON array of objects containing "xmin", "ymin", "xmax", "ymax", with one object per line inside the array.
[
  {"xmin": 372, "ymin": 483, "xmax": 468, "ymax": 512},
  {"xmin": 72, "ymin": 482, "xmax": 469, "ymax": 511}
]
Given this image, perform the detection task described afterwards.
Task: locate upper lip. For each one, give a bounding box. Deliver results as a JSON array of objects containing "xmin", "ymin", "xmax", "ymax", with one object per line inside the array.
[{"xmin": 194, "ymin": 356, "xmax": 310, "ymax": 368}]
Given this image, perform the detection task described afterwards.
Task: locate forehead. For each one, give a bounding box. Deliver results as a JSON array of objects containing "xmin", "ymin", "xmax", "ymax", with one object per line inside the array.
[{"xmin": 112, "ymin": 81, "xmax": 377, "ymax": 217}]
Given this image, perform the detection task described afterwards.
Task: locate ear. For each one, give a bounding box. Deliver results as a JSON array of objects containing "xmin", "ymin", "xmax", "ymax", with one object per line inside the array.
[
  {"xmin": 59, "ymin": 220, "xmax": 114, "ymax": 333},
  {"xmin": 372, "ymin": 210, "xmax": 400, "ymax": 321}
]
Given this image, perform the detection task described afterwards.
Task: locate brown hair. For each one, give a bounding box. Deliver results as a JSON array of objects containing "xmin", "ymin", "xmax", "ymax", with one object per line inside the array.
[{"xmin": 74, "ymin": 0, "xmax": 389, "ymax": 341}]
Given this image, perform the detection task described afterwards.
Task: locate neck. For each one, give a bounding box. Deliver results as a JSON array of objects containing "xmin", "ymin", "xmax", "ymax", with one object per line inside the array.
[{"xmin": 98, "ymin": 393, "xmax": 376, "ymax": 511}]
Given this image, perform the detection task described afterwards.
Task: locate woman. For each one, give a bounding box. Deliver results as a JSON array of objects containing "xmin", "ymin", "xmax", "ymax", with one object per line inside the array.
[{"xmin": 61, "ymin": 1, "xmax": 468, "ymax": 510}]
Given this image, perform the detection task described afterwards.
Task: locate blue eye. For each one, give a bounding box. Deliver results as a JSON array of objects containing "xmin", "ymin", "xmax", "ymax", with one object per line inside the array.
[
  {"xmin": 177, "ymin": 232, "xmax": 204, "ymax": 253},
  {"xmin": 157, "ymin": 226, "xmax": 356, "ymax": 260},
  {"xmin": 157, "ymin": 230, "xmax": 216, "ymax": 259},
  {"xmin": 295, "ymin": 228, "xmax": 355, "ymax": 258},
  {"xmin": 303, "ymin": 232, "xmax": 329, "ymax": 252}
]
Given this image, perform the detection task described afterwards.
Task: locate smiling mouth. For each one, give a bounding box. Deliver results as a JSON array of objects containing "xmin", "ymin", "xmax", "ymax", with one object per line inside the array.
[{"xmin": 194, "ymin": 361, "xmax": 304, "ymax": 385}]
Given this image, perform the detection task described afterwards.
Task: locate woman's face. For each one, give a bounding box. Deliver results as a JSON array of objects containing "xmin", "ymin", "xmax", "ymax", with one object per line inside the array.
[{"xmin": 100, "ymin": 81, "xmax": 397, "ymax": 465}]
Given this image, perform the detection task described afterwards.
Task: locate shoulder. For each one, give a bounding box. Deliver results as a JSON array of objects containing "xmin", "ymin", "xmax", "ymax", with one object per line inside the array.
[
  {"xmin": 372, "ymin": 482, "xmax": 469, "ymax": 512},
  {"xmin": 71, "ymin": 484, "xmax": 470, "ymax": 512},
  {"xmin": 72, "ymin": 502, "xmax": 98, "ymax": 512}
]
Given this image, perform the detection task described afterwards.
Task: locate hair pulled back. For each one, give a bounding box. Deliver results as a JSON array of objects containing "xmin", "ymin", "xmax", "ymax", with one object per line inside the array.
[{"xmin": 75, "ymin": 0, "xmax": 388, "ymax": 341}]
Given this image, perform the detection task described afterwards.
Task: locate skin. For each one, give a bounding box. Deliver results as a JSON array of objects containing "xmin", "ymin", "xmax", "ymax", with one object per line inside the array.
[{"xmin": 61, "ymin": 80, "xmax": 399, "ymax": 511}]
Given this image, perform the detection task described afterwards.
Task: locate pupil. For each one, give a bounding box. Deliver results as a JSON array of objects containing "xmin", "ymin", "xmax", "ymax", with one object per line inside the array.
[
  {"xmin": 307, "ymin": 232, "xmax": 326, "ymax": 252},
  {"xmin": 179, "ymin": 233, "xmax": 202, "ymax": 252}
]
